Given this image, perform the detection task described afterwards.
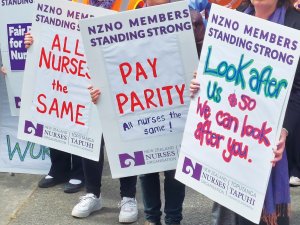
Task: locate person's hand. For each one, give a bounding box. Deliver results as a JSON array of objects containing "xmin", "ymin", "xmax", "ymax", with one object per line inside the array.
[
  {"xmin": 1, "ymin": 66, "xmax": 7, "ymax": 76},
  {"xmin": 190, "ymin": 70, "xmax": 200, "ymax": 98},
  {"xmin": 271, "ymin": 128, "xmax": 288, "ymax": 167},
  {"xmin": 295, "ymin": 1, "xmax": 300, "ymax": 11},
  {"xmin": 88, "ymin": 85, "xmax": 101, "ymax": 104},
  {"xmin": 24, "ymin": 32, "xmax": 33, "ymax": 49}
]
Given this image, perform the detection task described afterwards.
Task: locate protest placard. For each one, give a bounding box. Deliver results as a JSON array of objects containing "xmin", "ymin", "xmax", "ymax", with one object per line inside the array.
[
  {"xmin": 0, "ymin": 76, "xmax": 50, "ymax": 175},
  {"xmin": 18, "ymin": 0, "xmax": 115, "ymax": 161},
  {"xmin": 175, "ymin": 4, "xmax": 300, "ymax": 223},
  {"xmin": 79, "ymin": 1, "xmax": 198, "ymax": 177},
  {"xmin": 0, "ymin": 1, "xmax": 34, "ymax": 116}
]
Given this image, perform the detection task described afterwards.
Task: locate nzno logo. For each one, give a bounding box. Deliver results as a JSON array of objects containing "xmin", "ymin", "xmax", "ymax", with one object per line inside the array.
[
  {"xmin": 14, "ymin": 96, "xmax": 21, "ymax": 109},
  {"xmin": 182, "ymin": 157, "xmax": 202, "ymax": 181},
  {"xmin": 119, "ymin": 151, "xmax": 145, "ymax": 168},
  {"xmin": 24, "ymin": 120, "xmax": 44, "ymax": 137}
]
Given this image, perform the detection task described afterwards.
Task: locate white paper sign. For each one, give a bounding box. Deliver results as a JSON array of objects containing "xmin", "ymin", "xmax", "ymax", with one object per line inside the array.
[
  {"xmin": 0, "ymin": 76, "xmax": 50, "ymax": 175},
  {"xmin": 175, "ymin": 4, "xmax": 300, "ymax": 223},
  {"xmin": 0, "ymin": 1, "xmax": 34, "ymax": 116},
  {"xmin": 79, "ymin": 1, "xmax": 198, "ymax": 177},
  {"xmin": 18, "ymin": 0, "xmax": 115, "ymax": 161}
]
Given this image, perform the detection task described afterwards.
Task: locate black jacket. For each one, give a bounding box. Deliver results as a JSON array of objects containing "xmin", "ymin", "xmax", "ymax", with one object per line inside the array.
[
  {"xmin": 282, "ymin": 8, "xmax": 300, "ymax": 130},
  {"xmin": 285, "ymin": 7, "xmax": 300, "ymax": 97}
]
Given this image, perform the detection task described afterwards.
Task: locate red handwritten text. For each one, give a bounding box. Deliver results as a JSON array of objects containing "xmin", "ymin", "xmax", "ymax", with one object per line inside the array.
[
  {"xmin": 241, "ymin": 115, "xmax": 272, "ymax": 147},
  {"xmin": 36, "ymin": 94, "xmax": 85, "ymax": 126},
  {"xmin": 222, "ymin": 137, "xmax": 249, "ymax": 163},
  {"xmin": 194, "ymin": 120, "xmax": 225, "ymax": 149},
  {"xmin": 39, "ymin": 34, "xmax": 90, "ymax": 79},
  {"xmin": 196, "ymin": 97, "xmax": 211, "ymax": 120},
  {"xmin": 115, "ymin": 58, "xmax": 185, "ymax": 114},
  {"xmin": 216, "ymin": 110, "xmax": 239, "ymax": 133},
  {"xmin": 119, "ymin": 58, "xmax": 157, "ymax": 84},
  {"xmin": 238, "ymin": 94, "xmax": 256, "ymax": 111}
]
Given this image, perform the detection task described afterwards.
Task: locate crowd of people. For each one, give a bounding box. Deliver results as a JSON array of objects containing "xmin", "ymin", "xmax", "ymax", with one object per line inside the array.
[{"xmin": 1, "ymin": 0, "xmax": 300, "ymax": 224}]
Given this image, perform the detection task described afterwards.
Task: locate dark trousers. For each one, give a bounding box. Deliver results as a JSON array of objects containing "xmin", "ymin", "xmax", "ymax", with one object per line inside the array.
[
  {"xmin": 211, "ymin": 203, "xmax": 237, "ymax": 225},
  {"xmin": 284, "ymin": 105, "xmax": 300, "ymax": 177},
  {"xmin": 49, "ymin": 148, "xmax": 84, "ymax": 182},
  {"xmin": 237, "ymin": 215, "xmax": 289, "ymax": 225},
  {"xmin": 82, "ymin": 136, "xmax": 137, "ymax": 198},
  {"xmin": 140, "ymin": 170, "xmax": 185, "ymax": 225}
]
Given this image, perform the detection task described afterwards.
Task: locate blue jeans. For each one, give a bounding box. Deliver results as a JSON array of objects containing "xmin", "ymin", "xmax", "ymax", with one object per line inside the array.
[{"xmin": 140, "ymin": 170, "xmax": 185, "ymax": 225}]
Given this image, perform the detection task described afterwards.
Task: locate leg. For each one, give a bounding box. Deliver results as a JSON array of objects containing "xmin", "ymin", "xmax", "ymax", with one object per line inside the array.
[
  {"xmin": 64, "ymin": 154, "xmax": 85, "ymax": 193},
  {"xmin": 211, "ymin": 203, "xmax": 238, "ymax": 225},
  {"xmin": 277, "ymin": 216, "xmax": 289, "ymax": 225},
  {"xmin": 164, "ymin": 170, "xmax": 185, "ymax": 225},
  {"xmin": 71, "ymin": 136, "xmax": 104, "ymax": 218},
  {"xmin": 48, "ymin": 148, "xmax": 71, "ymax": 181},
  {"xmin": 119, "ymin": 175, "xmax": 137, "ymax": 198},
  {"xmin": 289, "ymin": 126, "xmax": 300, "ymax": 179},
  {"xmin": 140, "ymin": 172, "xmax": 162, "ymax": 224},
  {"xmin": 283, "ymin": 106, "xmax": 300, "ymax": 178},
  {"xmin": 82, "ymin": 136, "xmax": 104, "ymax": 197},
  {"xmin": 38, "ymin": 148, "xmax": 70, "ymax": 188},
  {"xmin": 119, "ymin": 176, "xmax": 138, "ymax": 223},
  {"xmin": 70, "ymin": 154, "xmax": 84, "ymax": 181},
  {"xmin": 238, "ymin": 215, "xmax": 257, "ymax": 225}
]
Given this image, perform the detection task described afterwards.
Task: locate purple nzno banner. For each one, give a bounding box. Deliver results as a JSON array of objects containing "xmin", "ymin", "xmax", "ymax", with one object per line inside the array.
[{"xmin": 7, "ymin": 23, "xmax": 31, "ymax": 71}]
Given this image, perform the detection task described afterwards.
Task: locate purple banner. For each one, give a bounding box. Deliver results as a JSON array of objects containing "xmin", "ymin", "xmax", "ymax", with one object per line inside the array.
[{"xmin": 7, "ymin": 23, "xmax": 31, "ymax": 71}]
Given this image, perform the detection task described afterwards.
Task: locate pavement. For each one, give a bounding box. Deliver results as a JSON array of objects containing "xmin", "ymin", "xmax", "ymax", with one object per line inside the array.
[{"xmin": 1, "ymin": 161, "xmax": 300, "ymax": 225}]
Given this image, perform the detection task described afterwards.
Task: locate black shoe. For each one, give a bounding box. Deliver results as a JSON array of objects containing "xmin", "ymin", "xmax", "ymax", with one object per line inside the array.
[
  {"xmin": 64, "ymin": 181, "xmax": 84, "ymax": 193},
  {"xmin": 38, "ymin": 176, "xmax": 66, "ymax": 188}
]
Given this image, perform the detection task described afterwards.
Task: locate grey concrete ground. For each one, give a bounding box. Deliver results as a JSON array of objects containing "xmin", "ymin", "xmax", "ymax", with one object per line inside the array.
[{"xmin": 1, "ymin": 162, "xmax": 300, "ymax": 225}]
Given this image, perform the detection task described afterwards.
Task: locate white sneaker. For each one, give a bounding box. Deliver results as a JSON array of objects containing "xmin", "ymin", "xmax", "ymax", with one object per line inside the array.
[
  {"xmin": 72, "ymin": 193, "xmax": 102, "ymax": 218},
  {"xmin": 290, "ymin": 176, "xmax": 300, "ymax": 186},
  {"xmin": 118, "ymin": 197, "xmax": 138, "ymax": 223}
]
